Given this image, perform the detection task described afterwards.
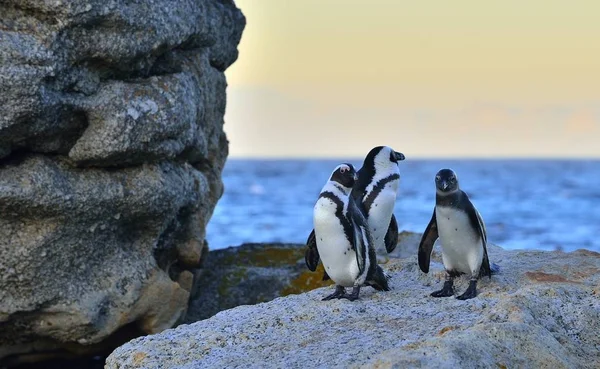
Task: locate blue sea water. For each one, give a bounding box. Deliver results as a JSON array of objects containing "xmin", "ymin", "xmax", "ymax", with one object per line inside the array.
[{"xmin": 206, "ymin": 159, "xmax": 600, "ymax": 252}]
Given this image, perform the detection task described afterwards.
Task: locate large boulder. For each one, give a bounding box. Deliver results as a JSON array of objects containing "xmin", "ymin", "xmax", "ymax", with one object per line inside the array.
[
  {"xmin": 185, "ymin": 243, "xmax": 334, "ymax": 322},
  {"xmin": 0, "ymin": 0, "xmax": 244, "ymax": 365},
  {"xmin": 106, "ymin": 245, "xmax": 600, "ymax": 368}
]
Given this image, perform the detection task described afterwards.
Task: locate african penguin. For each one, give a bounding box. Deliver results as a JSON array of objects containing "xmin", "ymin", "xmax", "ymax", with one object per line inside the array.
[
  {"xmin": 418, "ymin": 168, "xmax": 492, "ymax": 300},
  {"xmin": 351, "ymin": 146, "xmax": 405, "ymax": 262},
  {"xmin": 305, "ymin": 163, "xmax": 390, "ymax": 301}
]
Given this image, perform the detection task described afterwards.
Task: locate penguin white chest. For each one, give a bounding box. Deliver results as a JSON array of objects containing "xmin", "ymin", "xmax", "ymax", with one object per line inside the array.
[
  {"xmin": 313, "ymin": 200, "xmax": 360, "ymax": 287},
  {"xmin": 366, "ymin": 181, "xmax": 398, "ymax": 247},
  {"xmin": 435, "ymin": 206, "xmax": 483, "ymax": 275}
]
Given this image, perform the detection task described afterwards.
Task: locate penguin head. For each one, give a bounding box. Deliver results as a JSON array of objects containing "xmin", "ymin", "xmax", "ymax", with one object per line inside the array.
[
  {"xmin": 365, "ymin": 146, "xmax": 405, "ymax": 172},
  {"xmin": 435, "ymin": 168, "xmax": 459, "ymax": 194},
  {"xmin": 329, "ymin": 163, "xmax": 357, "ymax": 189}
]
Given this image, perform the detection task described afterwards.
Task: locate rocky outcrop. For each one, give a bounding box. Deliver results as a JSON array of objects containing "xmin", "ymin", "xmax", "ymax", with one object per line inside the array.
[
  {"xmin": 0, "ymin": 0, "xmax": 244, "ymax": 365},
  {"xmin": 106, "ymin": 245, "xmax": 600, "ymax": 369},
  {"xmin": 185, "ymin": 243, "xmax": 333, "ymax": 322},
  {"xmin": 185, "ymin": 232, "xmax": 422, "ymax": 322}
]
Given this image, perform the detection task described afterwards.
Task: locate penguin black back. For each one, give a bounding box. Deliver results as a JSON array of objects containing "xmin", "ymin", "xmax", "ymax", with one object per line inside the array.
[
  {"xmin": 353, "ymin": 146, "xmax": 382, "ymax": 199},
  {"xmin": 351, "ymin": 146, "xmax": 405, "ymax": 207},
  {"xmin": 330, "ymin": 162, "xmax": 357, "ymax": 189}
]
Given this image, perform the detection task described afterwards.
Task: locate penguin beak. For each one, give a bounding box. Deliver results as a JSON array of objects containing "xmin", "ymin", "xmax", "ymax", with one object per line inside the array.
[
  {"xmin": 353, "ymin": 172, "xmax": 358, "ymax": 181},
  {"xmin": 441, "ymin": 181, "xmax": 448, "ymax": 191},
  {"xmin": 394, "ymin": 152, "xmax": 405, "ymax": 161}
]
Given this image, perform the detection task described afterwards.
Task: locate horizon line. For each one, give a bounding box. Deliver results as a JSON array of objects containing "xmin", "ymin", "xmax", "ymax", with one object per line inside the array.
[{"xmin": 226, "ymin": 155, "xmax": 600, "ymax": 161}]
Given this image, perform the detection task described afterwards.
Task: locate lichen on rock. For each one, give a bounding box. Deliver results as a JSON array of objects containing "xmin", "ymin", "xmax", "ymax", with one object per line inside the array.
[
  {"xmin": 186, "ymin": 243, "xmax": 333, "ymax": 323},
  {"xmin": 106, "ymin": 244, "xmax": 600, "ymax": 369}
]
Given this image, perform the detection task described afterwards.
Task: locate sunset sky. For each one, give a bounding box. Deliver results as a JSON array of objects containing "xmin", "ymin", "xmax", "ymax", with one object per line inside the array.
[{"xmin": 224, "ymin": 0, "xmax": 600, "ymax": 158}]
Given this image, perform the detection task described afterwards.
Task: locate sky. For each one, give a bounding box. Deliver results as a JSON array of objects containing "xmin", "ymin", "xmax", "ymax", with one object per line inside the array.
[{"xmin": 224, "ymin": 0, "xmax": 600, "ymax": 158}]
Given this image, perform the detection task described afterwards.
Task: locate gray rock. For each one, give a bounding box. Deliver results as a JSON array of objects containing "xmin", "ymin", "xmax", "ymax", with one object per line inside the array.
[
  {"xmin": 105, "ymin": 245, "xmax": 600, "ymax": 369},
  {"xmin": 0, "ymin": 0, "xmax": 244, "ymax": 365},
  {"xmin": 185, "ymin": 232, "xmax": 422, "ymax": 323},
  {"xmin": 185, "ymin": 243, "xmax": 334, "ymax": 323},
  {"xmin": 390, "ymin": 230, "xmax": 422, "ymax": 258},
  {"xmin": 68, "ymin": 73, "xmax": 200, "ymax": 166},
  {"xmin": 0, "ymin": 0, "xmax": 244, "ymax": 165}
]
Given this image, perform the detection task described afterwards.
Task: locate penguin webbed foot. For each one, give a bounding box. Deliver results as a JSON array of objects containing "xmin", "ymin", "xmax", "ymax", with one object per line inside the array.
[
  {"xmin": 431, "ymin": 280, "xmax": 454, "ymax": 298},
  {"xmin": 322, "ymin": 286, "xmax": 361, "ymax": 301},
  {"xmin": 456, "ymin": 280, "xmax": 478, "ymax": 300},
  {"xmin": 322, "ymin": 285, "xmax": 346, "ymax": 301},
  {"xmin": 340, "ymin": 286, "xmax": 361, "ymax": 301}
]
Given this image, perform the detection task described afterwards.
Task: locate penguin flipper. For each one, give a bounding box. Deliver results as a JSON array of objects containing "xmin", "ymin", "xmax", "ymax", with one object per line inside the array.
[
  {"xmin": 418, "ymin": 209, "xmax": 439, "ymax": 273},
  {"xmin": 480, "ymin": 248, "xmax": 492, "ymax": 279},
  {"xmin": 305, "ymin": 229, "xmax": 320, "ymax": 272},
  {"xmin": 350, "ymin": 217, "xmax": 367, "ymax": 275},
  {"xmin": 384, "ymin": 213, "xmax": 399, "ymax": 253},
  {"xmin": 350, "ymin": 168, "xmax": 367, "ymax": 207},
  {"xmin": 348, "ymin": 199, "xmax": 369, "ymax": 276},
  {"xmin": 367, "ymin": 266, "xmax": 391, "ymax": 291},
  {"xmin": 464, "ymin": 196, "xmax": 491, "ymax": 279}
]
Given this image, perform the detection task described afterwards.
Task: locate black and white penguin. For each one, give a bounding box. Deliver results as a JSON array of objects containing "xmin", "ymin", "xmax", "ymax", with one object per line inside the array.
[
  {"xmin": 418, "ymin": 168, "xmax": 492, "ymax": 300},
  {"xmin": 305, "ymin": 163, "xmax": 390, "ymax": 301},
  {"xmin": 351, "ymin": 146, "xmax": 406, "ymax": 260}
]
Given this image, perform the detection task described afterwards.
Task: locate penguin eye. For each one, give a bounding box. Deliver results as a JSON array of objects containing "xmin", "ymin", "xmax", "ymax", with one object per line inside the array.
[
  {"xmin": 450, "ymin": 176, "xmax": 456, "ymax": 182},
  {"xmin": 435, "ymin": 175, "xmax": 441, "ymax": 181},
  {"xmin": 340, "ymin": 166, "xmax": 348, "ymax": 173}
]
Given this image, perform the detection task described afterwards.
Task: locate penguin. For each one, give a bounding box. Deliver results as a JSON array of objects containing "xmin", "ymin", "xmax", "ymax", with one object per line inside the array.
[
  {"xmin": 417, "ymin": 168, "xmax": 492, "ymax": 300},
  {"xmin": 351, "ymin": 146, "xmax": 406, "ymax": 260},
  {"xmin": 305, "ymin": 163, "xmax": 390, "ymax": 301}
]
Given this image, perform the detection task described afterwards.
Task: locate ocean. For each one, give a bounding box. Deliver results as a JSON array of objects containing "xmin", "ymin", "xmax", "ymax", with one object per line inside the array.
[{"xmin": 206, "ymin": 159, "xmax": 600, "ymax": 252}]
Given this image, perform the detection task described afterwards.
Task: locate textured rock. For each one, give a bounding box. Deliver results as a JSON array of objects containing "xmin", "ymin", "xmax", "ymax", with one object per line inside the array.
[
  {"xmin": 0, "ymin": 0, "xmax": 244, "ymax": 365},
  {"xmin": 106, "ymin": 245, "xmax": 600, "ymax": 369},
  {"xmin": 185, "ymin": 243, "xmax": 333, "ymax": 322},
  {"xmin": 185, "ymin": 233, "xmax": 423, "ymax": 322}
]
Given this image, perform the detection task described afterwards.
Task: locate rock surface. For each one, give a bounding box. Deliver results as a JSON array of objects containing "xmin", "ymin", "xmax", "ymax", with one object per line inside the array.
[
  {"xmin": 0, "ymin": 0, "xmax": 244, "ymax": 365},
  {"xmin": 106, "ymin": 244, "xmax": 600, "ymax": 369},
  {"xmin": 185, "ymin": 243, "xmax": 333, "ymax": 322},
  {"xmin": 185, "ymin": 232, "xmax": 423, "ymax": 322}
]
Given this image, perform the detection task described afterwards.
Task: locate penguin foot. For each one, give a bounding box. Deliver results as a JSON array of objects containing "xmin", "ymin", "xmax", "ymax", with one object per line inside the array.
[
  {"xmin": 456, "ymin": 280, "xmax": 477, "ymax": 300},
  {"xmin": 430, "ymin": 280, "xmax": 454, "ymax": 298},
  {"xmin": 339, "ymin": 286, "xmax": 361, "ymax": 301},
  {"xmin": 322, "ymin": 285, "xmax": 346, "ymax": 301}
]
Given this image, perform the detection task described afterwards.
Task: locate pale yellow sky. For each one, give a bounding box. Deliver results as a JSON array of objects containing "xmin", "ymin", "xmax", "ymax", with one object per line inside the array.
[{"xmin": 224, "ymin": 0, "xmax": 600, "ymax": 158}]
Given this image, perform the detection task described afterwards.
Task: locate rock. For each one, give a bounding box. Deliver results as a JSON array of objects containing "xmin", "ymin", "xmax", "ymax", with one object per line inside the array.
[
  {"xmin": 0, "ymin": 0, "xmax": 244, "ymax": 365},
  {"xmin": 106, "ymin": 245, "xmax": 600, "ymax": 369},
  {"xmin": 186, "ymin": 232, "xmax": 421, "ymax": 322},
  {"xmin": 68, "ymin": 73, "xmax": 201, "ymax": 166},
  {"xmin": 185, "ymin": 243, "xmax": 333, "ymax": 322},
  {"xmin": 390, "ymin": 230, "xmax": 422, "ymax": 258}
]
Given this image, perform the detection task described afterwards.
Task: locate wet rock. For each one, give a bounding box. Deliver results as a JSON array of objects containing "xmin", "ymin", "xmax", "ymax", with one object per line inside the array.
[
  {"xmin": 106, "ymin": 245, "xmax": 600, "ymax": 369},
  {"xmin": 0, "ymin": 0, "xmax": 244, "ymax": 365}
]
